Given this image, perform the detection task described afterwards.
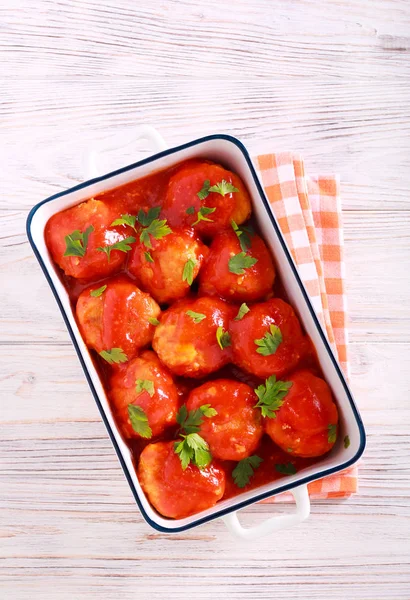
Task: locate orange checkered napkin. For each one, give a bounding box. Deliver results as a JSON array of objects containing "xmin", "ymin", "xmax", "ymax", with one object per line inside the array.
[{"xmin": 254, "ymin": 152, "xmax": 357, "ymax": 501}]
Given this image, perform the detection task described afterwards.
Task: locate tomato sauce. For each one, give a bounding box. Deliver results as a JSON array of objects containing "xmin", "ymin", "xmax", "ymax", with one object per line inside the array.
[{"xmin": 46, "ymin": 158, "xmax": 339, "ymax": 518}]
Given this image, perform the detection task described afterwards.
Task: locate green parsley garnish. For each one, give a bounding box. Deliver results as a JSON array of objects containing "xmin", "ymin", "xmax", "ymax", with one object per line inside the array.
[
  {"xmin": 99, "ymin": 348, "xmax": 128, "ymax": 365},
  {"xmin": 228, "ymin": 252, "xmax": 258, "ymax": 275},
  {"xmin": 137, "ymin": 207, "xmax": 161, "ymax": 227},
  {"xmin": 63, "ymin": 225, "xmax": 94, "ymax": 258},
  {"xmin": 275, "ymin": 463, "xmax": 297, "ymax": 475},
  {"xmin": 216, "ymin": 326, "xmax": 231, "ymax": 350},
  {"xmin": 97, "ymin": 236, "xmax": 136, "ymax": 262},
  {"xmin": 192, "ymin": 206, "xmax": 216, "ymax": 226},
  {"xmin": 186, "ymin": 310, "xmax": 206, "ymax": 324},
  {"xmin": 111, "ymin": 214, "xmax": 138, "ymax": 231},
  {"xmin": 254, "ymin": 324, "xmax": 283, "ymax": 356},
  {"xmin": 209, "ymin": 180, "xmax": 239, "ymax": 196},
  {"xmin": 182, "ymin": 258, "xmax": 197, "ymax": 286},
  {"xmin": 144, "ymin": 251, "xmax": 154, "ymax": 263},
  {"xmin": 254, "ymin": 375, "xmax": 292, "ymax": 418},
  {"xmin": 148, "ymin": 317, "xmax": 160, "ymax": 326},
  {"xmin": 197, "ymin": 179, "xmax": 211, "ymax": 200},
  {"xmin": 174, "ymin": 404, "xmax": 217, "ymax": 470},
  {"xmin": 135, "ymin": 379, "xmax": 155, "ymax": 397},
  {"xmin": 136, "ymin": 207, "xmax": 171, "ymax": 249},
  {"xmin": 174, "ymin": 434, "xmax": 212, "ymax": 470},
  {"xmin": 328, "ymin": 424, "xmax": 337, "ymax": 444},
  {"xmin": 127, "ymin": 404, "xmax": 152, "ymax": 439},
  {"xmin": 232, "ymin": 455, "xmax": 263, "ymax": 488},
  {"xmin": 139, "ymin": 219, "xmax": 172, "ymax": 249},
  {"xmin": 90, "ymin": 284, "xmax": 107, "ymax": 298},
  {"xmin": 234, "ymin": 303, "xmax": 250, "ymax": 321},
  {"xmin": 176, "ymin": 404, "xmax": 218, "ymax": 435},
  {"xmin": 186, "ymin": 206, "xmax": 196, "ymax": 215},
  {"xmin": 231, "ymin": 220, "xmax": 254, "ymax": 252},
  {"xmin": 344, "ymin": 435, "xmax": 351, "ymax": 449}
]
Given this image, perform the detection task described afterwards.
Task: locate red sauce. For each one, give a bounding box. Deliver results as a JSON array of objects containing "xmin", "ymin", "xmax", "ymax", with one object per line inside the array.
[{"xmin": 45, "ymin": 158, "xmax": 339, "ymax": 518}]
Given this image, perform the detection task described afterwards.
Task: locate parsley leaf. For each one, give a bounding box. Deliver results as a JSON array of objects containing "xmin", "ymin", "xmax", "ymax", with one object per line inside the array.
[
  {"xmin": 176, "ymin": 404, "xmax": 218, "ymax": 435},
  {"xmin": 182, "ymin": 258, "xmax": 197, "ymax": 286},
  {"xmin": 127, "ymin": 404, "xmax": 152, "ymax": 439},
  {"xmin": 254, "ymin": 375, "xmax": 292, "ymax": 418},
  {"xmin": 97, "ymin": 236, "xmax": 136, "ymax": 262},
  {"xmin": 275, "ymin": 463, "xmax": 297, "ymax": 475},
  {"xmin": 135, "ymin": 379, "xmax": 155, "ymax": 397},
  {"xmin": 231, "ymin": 220, "xmax": 254, "ymax": 252},
  {"xmin": 328, "ymin": 424, "xmax": 337, "ymax": 444},
  {"xmin": 254, "ymin": 324, "xmax": 283, "ymax": 356},
  {"xmin": 186, "ymin": 206, "xmax": 196, "ymax": 215},
  {"xmin": 137, "ymin": 207, "xmax": 161, "ymax": 227},
  {"xmin": 111, "ymin": 214, "xmax": 137, "ymax": 231},
  {"xmin": 139, "ymin": 219, "xmax": 172, "ymax": 249},
  {"xmin": 174, "ymin": 433, "xmax": 212, "ymax": 470},
  {"xmin": 64, "ymin": 225, "xmax": 94, "ymax": 258},
  {"xmin": 99, "ymin": 348, "xmax": 128, "ymax": 365},
  {"xmin": 186, "ymin": 310, "xmax": 206, "ymax": 324},
  {"xmin": 232, "ymin": 455, "xmax": 263, "ymax": 488},
  {"xmin": 197, "ymin": 179, "xmax": 211, "ymax": 200},
  {"xmin": 216, "ymin": 326, "xmax": 231, "ymax": 350},
  {"xmin": 234, "ymin": 303, "xmax": 250, "ymax": 321},
  {"xmin": 344, "ymin": 435, "xmax": 350, "ymax": 449},
  {"xmin": 192, "ymin": 206, "xmax": 216, "ymax": 226},
  {"xmin": 90, "ymin": 284, "xmax": 107, "ymax": 298},
  {"xmin": 144, "ymin": 251, "xmax": 154, "ymax": 263},
  {"xmin": 228, "ymin": 252, "xmax": 258, "ymax": 275},
  {"xmin": 209, "ymin": 180, "xmax": 239, "ymax": 196},
  {"xmin": 148, "ymin": 317, "xmax": 160, "ymax": 326}
]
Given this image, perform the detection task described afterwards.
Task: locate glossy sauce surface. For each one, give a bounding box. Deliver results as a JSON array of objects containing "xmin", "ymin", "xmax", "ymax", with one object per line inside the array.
[{"xmin": 46, "ymin": 159, "xmax": 339, "ymax": 519}]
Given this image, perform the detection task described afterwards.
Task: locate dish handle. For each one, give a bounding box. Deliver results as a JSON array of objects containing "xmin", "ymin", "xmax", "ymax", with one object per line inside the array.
[
  {"xmin": 83, "ymin": 125, "xmax": 168, "ymax": 179},
  {"xmin": 222, "ymin": 484, "xmax": 310, "ymax": 541}
]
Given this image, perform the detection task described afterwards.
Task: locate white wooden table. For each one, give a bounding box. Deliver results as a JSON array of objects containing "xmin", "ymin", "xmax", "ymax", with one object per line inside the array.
[{"xmin": 1, "ymin": 1, "xmax": 410, "ymax": 598}]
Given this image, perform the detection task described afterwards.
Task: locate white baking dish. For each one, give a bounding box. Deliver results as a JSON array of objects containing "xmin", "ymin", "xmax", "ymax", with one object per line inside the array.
[{"xmin": 27, "ymin": 126, "xmax": 365, "ymax": 540}]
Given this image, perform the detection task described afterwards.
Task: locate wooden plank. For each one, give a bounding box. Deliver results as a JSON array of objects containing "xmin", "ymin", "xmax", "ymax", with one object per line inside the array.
[{"xmin": 1, "ymin": 79, "xmax": 410, "ymax": 211}]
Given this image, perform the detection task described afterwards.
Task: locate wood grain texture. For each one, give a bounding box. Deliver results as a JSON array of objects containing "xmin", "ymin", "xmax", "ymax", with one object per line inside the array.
[{"xmin": 1, "ymin": 0, "xmax": 410, "ymax": 598}]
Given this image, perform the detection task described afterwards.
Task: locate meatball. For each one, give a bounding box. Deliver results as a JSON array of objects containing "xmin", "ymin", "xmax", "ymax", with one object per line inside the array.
[
  {"xmin": 152, "ymin": 297, "xmax": 235, "ymax": 378},
  {"xmin": 109, "ymin": 351, "xmax": 178, "ymax": 439},
  {"xmin": 138, "ymin": 441, "xmax": 226, "ymax": 519},
  {"xmin": 265, "ymin": 370, "xmax": 339, "ymax": 458},
  {"xmin": 45, "ymin": 198, "xmax": 135, "ymax": 280},
  {"xmin": 76, "ymin": 278, "xmax": 160, "ymax": 360},
  {"xmin": 128, "ymin": 228, "xmax": 208, "ymax": 304},
  {"xmin": 199, "ymin": 227, "xmax": 275, "ymax": 302},
  {"xmin": 163, "ymin": 161, "xmax": 251, "ymax": 237},
  {"xmin": 186, "ymin": 379, "xmax": 263, "ymax": 461},
  {"xmin": 230, "ymin": 298, "xmax": 304, "ymax": 378}
]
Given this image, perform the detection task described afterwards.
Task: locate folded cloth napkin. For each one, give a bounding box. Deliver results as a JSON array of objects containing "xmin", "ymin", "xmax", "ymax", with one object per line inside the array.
[{"xmin": 254, "ymin": 152, "xmax": 357, "ymax": 501}]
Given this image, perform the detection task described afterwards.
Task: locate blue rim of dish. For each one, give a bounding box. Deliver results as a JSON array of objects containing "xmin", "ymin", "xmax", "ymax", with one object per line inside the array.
[{"xmin": 26, "ymin": 133, "xmax": 366, "ymax": 533}]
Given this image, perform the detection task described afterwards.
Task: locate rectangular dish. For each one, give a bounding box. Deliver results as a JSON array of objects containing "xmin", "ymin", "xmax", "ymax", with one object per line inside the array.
[{"xmin": 27, "ymin": 133, "xmax": 366, "ymax": 534}]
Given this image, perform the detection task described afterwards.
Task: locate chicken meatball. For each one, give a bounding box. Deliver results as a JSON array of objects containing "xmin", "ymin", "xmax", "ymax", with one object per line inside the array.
[
  {"xmin": 109, "ymin": 351, "xmax": 178, "ymax": 439},
  {"xmin": 76, "ymin": 278, "xmax": 160, "ymax": 360},
  {"xmin": 186, "ymin": 379, "xmax": 263, "ymax": 461},
  {"xmin": 138, "ymin": 441, "xmax": 225, "ymax": 519},
  {"xmin": 45, "ymin": 198, "xmax": 135, "ymax": 280},
  {"xmin": 264, "ymin": 370, "xmax": 339, "ymax": 458},
  {"xmin": 230, "ymin": 298, "xmax": 304, "ymax": 378},
  {"xmin": 128, "ymin": 228, "xmax": 208, "ymax": 304},
  {"xmin": 152, "ymin": 297, "xmax": 235, "ymax": 378},
  {"xmin": 199, "ymin": 227, "xmax": 275, "ymax": 302},
  {"xmin": 163, "ymin": 161, "xmax": 251, "ymax": 237}
]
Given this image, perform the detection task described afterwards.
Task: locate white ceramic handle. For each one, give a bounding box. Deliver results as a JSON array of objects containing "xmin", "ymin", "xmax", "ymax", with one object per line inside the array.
[
  {"xmin": 222, "ymin": 484, "xmax": 310, "ymax": 541},
  {"xmin": 84, "ymin": 125, "xmax": 168, "ymax": 179}
]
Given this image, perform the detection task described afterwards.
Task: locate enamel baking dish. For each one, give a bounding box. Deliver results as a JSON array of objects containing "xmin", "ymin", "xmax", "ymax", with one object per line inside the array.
[{"xmin": 27, "ymin": 126, "xmax": 366, "ymax": 540}]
